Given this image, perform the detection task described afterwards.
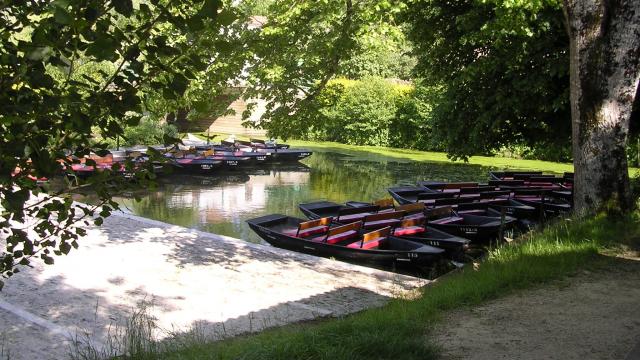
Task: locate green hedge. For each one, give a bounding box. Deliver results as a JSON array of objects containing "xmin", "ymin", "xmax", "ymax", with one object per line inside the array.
[
  {"xmin": 98, "ymin": 117, "xmax": 179, "ymax": 148},
  {"xmin": 302, "ymin": 77, "xmax": 441, "ymax": 150}
]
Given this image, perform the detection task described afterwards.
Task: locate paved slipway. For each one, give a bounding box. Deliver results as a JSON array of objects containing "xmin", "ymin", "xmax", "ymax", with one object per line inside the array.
[
  {"xmin": 0, "ymin": 212, "xmax": 426, "ymax": 360},
  {"xmin": 434, "ymin": 254, "xmax": 640, "ymax": 360}
]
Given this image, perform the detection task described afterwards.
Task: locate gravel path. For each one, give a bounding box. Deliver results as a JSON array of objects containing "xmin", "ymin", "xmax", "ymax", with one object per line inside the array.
[
  {"xmin": 0, "ymin": 211, "xmax": 425, "ymax": 359},
  {"xmin": 434, "ymin": 255, "xmax": 640, "ymax": 360}
]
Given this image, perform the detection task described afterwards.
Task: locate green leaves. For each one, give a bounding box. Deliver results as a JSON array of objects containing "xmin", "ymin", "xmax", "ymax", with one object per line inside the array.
[
  {"xmin": 0, "ymin": 0, "xmax": 234, "ymax": 279},
  {"xmin": 54, "ymin": 7, "xmax": 73, "ymax": 25},
  {"xmin": 112, "ymin": 0, "xmax": 134, "ymax": 16},
  {"xmin": 170, "ymin": 73, "xmax": 190, "ymax": 96},
  {"xmin": 86, "ymin": 35, "xmax": 119, "ymax": 61},
  {"xmin": 404, "ymin": 0, "xmax": 571, "ymax": 159},
  {"xmin": 200, "ymin": 0, "xmax": 223, "ymax": 19}
]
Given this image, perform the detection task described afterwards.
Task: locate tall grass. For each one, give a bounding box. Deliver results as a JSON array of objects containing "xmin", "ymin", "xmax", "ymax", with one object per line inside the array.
[
  {"xmin": 89, "ymin": 212, "xmax": 636, "ymax": 360},
  {"xmin": 69, "ymin": 303, "xmax": 162, "ymax": 360}
]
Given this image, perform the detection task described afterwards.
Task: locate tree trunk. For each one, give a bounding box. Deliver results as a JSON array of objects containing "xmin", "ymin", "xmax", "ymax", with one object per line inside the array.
[{"xmin": 563, "ymin": 0, "xmax": 640, "ymax": 215}]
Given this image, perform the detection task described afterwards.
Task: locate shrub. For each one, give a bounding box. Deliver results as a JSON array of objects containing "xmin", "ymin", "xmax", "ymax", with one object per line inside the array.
[
  {"xmin": 390, "ymin": 84, "xmax": 443, "ymax": 151},
  {"xmin": 302, "ymin": 77, "xmax": 440, "ymax": 149},
  {"xmin": 99, "ymin": 117, "xmax": 178, "ymax": 148}
]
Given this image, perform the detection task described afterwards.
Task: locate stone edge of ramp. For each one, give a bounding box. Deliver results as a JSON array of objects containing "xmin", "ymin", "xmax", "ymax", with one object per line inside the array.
[{"xmin": 113, "ymin": 210, "xmax": 429, "ymax": 292}]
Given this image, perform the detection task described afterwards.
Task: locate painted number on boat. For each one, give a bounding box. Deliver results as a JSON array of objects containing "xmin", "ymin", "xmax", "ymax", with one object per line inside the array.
[
  {"xmin": 227, "ymin": 161, "xmax": 238, "ymax": 166},
  {"xmin": 201, "ymin": 164, "xmax": 212, "ymax": 170},
  {"xmin": 461, "ymin": 226, "xmax": 478, "ymax": 234},
  {"xmin": 407, "ymin": 252, "xmax": 419, "ymax": 258}
]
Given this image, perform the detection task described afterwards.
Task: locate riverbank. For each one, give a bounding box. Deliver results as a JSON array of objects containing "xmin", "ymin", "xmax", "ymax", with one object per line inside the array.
[
  {"xmin": 138, "ymin": 211, "xmax": 640, "ymax": 360},
  {"xmin": 191, "ymin": 133, "xmax": 640, "ymax": 175},
  {"xmin": 289, "ymin": 139, "xmax": 576, "ymax": 174},
  {"xmin": 0, "ymin": 211, "xmax": 424, "ymax": 360}
]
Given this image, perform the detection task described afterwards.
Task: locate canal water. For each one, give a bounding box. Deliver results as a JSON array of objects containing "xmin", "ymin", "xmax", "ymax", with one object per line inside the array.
[{"xmin": 110, "ymin": 146, "xmax": 496, "ymax": 244}]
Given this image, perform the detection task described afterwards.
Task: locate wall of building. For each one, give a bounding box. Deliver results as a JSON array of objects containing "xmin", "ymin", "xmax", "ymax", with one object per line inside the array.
[{"xmin": 178, "ymin": 90, "xmax": 268, "ymax": 138}]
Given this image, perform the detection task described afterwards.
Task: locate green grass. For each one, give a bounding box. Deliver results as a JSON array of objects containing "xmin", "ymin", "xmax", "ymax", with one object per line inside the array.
[
  {"xmin": 288, "ymin": 139, "xmax": 576, "ymax": 174},
  {"xmin": 132, "ymin": 212, "xmax": 639, "ymax": 360}
]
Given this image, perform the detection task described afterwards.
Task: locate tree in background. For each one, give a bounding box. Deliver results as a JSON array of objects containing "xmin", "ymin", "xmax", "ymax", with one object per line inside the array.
[
  {"xmin": 562, "ymin": 0, "xmax": 640, "ymax": 214},
  {"xmin": 241, "ymin": 0, "xmax": 406, "ymax": 138},
  {"xmin": 0, "ymin": 0, "xmax": 234, "ymax": 280},
  {"xmin": 239, "ymin": 0, "xmax": 276, "ymax": 16},
  {"xmin": 338, "ymin": 23, "xmax": 416, "ymax": 80},
  {"xmin": 404, "ymin": 0, "xmax": 571, "ymax": 160}
]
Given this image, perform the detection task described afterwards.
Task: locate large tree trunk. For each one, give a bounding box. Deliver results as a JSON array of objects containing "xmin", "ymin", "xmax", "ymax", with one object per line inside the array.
[{"xmin": 563, "ymin": 0, "xmax": 640, "ymax": 215}]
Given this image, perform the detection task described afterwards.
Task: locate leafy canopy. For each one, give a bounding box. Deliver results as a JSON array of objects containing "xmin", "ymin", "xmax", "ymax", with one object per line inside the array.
[
  {"xmin": 240, "ymin": 0, "xmax": 407, "ymax": 138},
  {"xmin": 404, "ymin": 0, "xmax": 570, "ymax": 159},
  {"xmin": 0, "ymin": 0, "xmax": 236, "ymax": 279}
]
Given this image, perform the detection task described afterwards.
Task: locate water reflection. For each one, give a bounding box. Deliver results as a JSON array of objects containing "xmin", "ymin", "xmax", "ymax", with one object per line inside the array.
[{"xmin": 103, "ymin": 149, "xmax": 495, "ymax": 243}]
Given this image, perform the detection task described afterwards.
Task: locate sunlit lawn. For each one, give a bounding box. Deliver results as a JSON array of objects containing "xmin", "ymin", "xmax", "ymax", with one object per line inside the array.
[{"xmin": 190, "ymin": 132, "xmax": 639, "ymax": 176}]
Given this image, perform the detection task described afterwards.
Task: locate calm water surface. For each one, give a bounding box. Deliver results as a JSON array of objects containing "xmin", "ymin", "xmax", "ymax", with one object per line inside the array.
[{"xmin": 112, "ymin": 147, "xmax": 497, "ymax": 243}]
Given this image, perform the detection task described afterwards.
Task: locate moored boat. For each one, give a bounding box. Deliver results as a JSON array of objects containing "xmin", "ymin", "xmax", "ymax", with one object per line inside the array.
[
  {"xmin": 511, "ymin": 188, "xmax": 572, "ymax": 215},
  {"xmin": 298, "ymin": 200, "xmax": 471, "ymax": 257},
  {"xmin": 201, "ymin": 141, "xmax": 313, "ymax": 163},
  {"xmin": 424, "ymin": 206, "xmax": 517, "ymax": 243},
  {"xmin": 247, "ymin": 214, "xmax": 445, "ymax": 268}
]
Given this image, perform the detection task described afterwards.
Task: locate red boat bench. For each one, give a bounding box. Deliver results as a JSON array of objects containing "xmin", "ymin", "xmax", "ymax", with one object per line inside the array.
[
  {"xmin": 284, "ymin": 217, "xmax": 332, "ymax": 238},
  {"xmin": 347, "ymin": 226, "xmax": 392, "ymax": 250},
  {"xmin": 362, "ymin": 211, "xmax": 405, "ymax": 229},
  {"xmin": 393, "ymin": 217, "xmax": 427, "ymax": 236},
  {"xmin": 312, "ymin": 221, "xmax": 362, "ymax": 244}
]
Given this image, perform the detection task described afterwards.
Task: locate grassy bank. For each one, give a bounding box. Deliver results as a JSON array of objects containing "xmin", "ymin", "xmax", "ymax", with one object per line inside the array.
[
  {"xmin": 190, "ymin": 133, "xmax": 640, "ymax": 175},
  {"xmin": 119, "ymin": 212, "xmax": 638, "ymax": 360},
  {"xmin": 289, "ymin": 139, "xmax": 576, "ymax": 174},
  {"xmin": 190, "ymin": 132, "xmax": 575, "ymax": 174}
]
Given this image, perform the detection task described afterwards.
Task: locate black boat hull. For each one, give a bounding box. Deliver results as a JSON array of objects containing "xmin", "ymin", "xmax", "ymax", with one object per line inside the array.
[
  {"xmin": 300, "ymin": 201, "xmax": 471, "ymax": 257},
  {"xmin": 514, "ymin": 197, "xmax": 572, "ymax": 216},
  {"xmin": 428, "ymin": 214, "xmax": 516, "ymax": 243},
  {"xmin": 248, "ymin": 214, "xmax": 444, "ymax": 268},
  {"xmin": 195, "ymin": 145, "xmax": 312, "ymax": 163}
]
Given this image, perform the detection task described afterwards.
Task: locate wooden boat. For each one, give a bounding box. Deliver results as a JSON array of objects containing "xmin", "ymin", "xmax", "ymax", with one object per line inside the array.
[
  {"xmin": 417, "ymin": 181, "xmax": 480, "ymax": 191},
  {"xmin": 249, "ymin": 138, "xmax": 290, "ymax": 149},
  {"xmin": 298, "ymin": 201, "xmax": 470, "ymax": 256},
  {"xmin": 387, "ymin": 186, "xmax": 444, "ymax": 205},
  {"xmin": 68, "ymin": 152, "xmax": 161, "ymax": 179},
  {"xmin": 247, "ymin": 214, "xmax": 444, "ymax": 268},
  {"xmin": 168, "ymin": 157, "xmax": 226, "ymax": 173},
  {"xmin": 298, "ymin": 201, "xmax": 380, "ymax": 222},
  {"xmin": 489, "ymin": 171, "xmax": 572, "ymax": 189},
  {"xmin": 216, "ymin": 141, "xmax": 313, "ymax": 162},
  {"xmin": 511, "ymin": 189, "xmax": 572, "ymax": 215},
  {"xmin": 486, "ymin": 178, "xmax": 572, "ymax": 202},
  {"xmin": 387, "ymin": 186, "xmax": 486, "ymax": 206},
  {"xmin": 185, "ymin": 137, "xmax": 310, "ymax": 163},
  {"xmin": 424, "ymin": 206, "xmax": 517, "ymax": 243},
  {"xmin": 489, "ymin": 171, "xmax": 543, "ymax": 180},
  {"xmin": 163, "ymin": 149, "xmax": 252, "ymax": 172},
  {"xmin": 415, "ymin": 181, "xmax": 556, "ymax": 220},
  {"xmin": 345, "ymin": 199, "xmax": 518, "ymax": 243},
  {"xmin": 464, "ymin": 197, "xmax": 537, "ymax": 220},
  {"xmin": 205, "ymin": 149, "xmax": 272, "ymax": 166}
]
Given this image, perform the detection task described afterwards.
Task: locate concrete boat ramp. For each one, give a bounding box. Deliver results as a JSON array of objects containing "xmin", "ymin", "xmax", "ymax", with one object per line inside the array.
[{"xmin": 0, "ymin": 212, "xmax": 427, "ymax": 359}]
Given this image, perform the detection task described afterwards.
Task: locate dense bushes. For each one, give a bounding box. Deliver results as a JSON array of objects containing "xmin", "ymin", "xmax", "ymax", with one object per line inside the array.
[
  {"xmin": 301, "ymin": 77, "xmax": 440, "ymax": 150},
  {"xmin": 99, "ymin": 117, "xmax": 178, "ymax": 148},
  {"xmin": 297, "ymin": 77, "xmax": 579, "ymax": 161}
]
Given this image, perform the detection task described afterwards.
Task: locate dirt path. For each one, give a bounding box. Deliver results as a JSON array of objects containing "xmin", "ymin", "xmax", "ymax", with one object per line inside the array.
[{"xmin": 434, "ymin": 255, "xmax": 640, "ymax": 360}]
